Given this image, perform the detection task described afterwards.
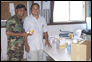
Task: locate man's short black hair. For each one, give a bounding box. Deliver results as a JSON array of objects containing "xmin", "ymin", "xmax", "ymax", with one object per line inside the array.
[
  {"xmin": 16, "ymin": 4, "xmax": 27, "ymax": 10},
  {"xmin": 31, "ymin": 3, "xmax": 40, "ymax": 10}
]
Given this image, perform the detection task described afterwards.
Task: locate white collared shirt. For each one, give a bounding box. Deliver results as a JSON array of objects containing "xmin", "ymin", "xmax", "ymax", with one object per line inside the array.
[{"xmin": 23, "ymin": 14, "xmax": 48, "ymax": 51}]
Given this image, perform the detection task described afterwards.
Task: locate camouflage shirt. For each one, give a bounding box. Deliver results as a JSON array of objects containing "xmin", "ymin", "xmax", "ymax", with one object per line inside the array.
[{"xmin": 6, "ymin": 14, "xmax": 25, "ymax": 53}]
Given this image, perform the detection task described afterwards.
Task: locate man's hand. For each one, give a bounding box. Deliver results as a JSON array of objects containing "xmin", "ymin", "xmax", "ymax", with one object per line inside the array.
[
  {"xmin": 22, "ymin": 32, "xmax": 32, "ymax": 37},
  {"xmin": 6, "ymin": 32, "xmax": 32, "ymax": 37},
  {"xmin": 44, "ymin": 32, "xmax": 52, "ymax": 48},
  {"xmin": 25, "ymin": 44, "xmax": 30, "ymax": 52},
  {"xmin": 45, "ymin": 41, "xmax": 52, "ymax": 48}
]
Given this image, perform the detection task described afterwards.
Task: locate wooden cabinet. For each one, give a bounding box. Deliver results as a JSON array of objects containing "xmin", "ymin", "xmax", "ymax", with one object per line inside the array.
[{"xmin": 1, "ymin": 1, "xmax": 27, "ymax": 20}]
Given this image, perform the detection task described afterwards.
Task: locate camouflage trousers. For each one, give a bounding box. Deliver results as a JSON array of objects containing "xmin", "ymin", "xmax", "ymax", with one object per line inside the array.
[{"xmin": 7, "ymin": 50, "xmax": 24, "ymax": 61}]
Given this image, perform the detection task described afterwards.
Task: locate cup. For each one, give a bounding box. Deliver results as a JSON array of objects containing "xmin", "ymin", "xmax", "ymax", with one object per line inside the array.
[{"xmin": 49, "ymin": 37, "xmax": 55, "ymax": 43}]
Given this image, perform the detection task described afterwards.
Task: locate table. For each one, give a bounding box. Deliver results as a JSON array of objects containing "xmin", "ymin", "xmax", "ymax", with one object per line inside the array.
[
  {"xmin": 43, "ymin": 41, "xmax": 91, "ymax": 61},
  {"xmin": 43, "ymin": 42, "xmax": 71, "ymax": 61}
]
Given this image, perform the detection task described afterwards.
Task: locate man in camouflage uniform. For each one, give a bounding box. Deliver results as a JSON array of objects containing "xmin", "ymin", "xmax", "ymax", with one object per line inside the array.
[{"xmin": 6, "ymin": 4, "xmax": 31, "ymax": 61}]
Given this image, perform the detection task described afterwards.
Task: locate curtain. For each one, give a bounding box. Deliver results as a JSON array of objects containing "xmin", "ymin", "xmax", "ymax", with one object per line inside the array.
[{"xmin": 50, "ymin": 1, "xmax": 54, "ymax": 23}]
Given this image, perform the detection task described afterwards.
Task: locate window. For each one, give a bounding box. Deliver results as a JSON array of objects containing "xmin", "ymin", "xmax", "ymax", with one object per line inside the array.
[
  {"xmin": 53, "ymin": 1, "xmax": 69, "ymax": 22},
  {"xmin": 53, "ymin": 1, "xmax": 85, "ymax": 23}
]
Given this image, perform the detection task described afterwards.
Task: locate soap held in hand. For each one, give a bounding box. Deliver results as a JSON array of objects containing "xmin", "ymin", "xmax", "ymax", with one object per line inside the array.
[
  {"xmin": 30, "ymin": 30, "xmax": 34, "ymax": 34},
  {"xmin": 27, "ymin": 30, "xmax": 34, "ymax": 34}
]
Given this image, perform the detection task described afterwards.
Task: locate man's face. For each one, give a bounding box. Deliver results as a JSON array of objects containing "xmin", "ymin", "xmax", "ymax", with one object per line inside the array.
[
  {"xmin": 31, "ymin": 5, "xmax": 40, "ymax": 16},
  {"xmin": 16, "ymin": 8, "xmax": 25, "ymax": 18}
]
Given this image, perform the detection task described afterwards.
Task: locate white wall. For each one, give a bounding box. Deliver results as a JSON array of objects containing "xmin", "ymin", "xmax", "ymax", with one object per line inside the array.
[
  {"xmin": 1, "ymin": 23, "xmax": 86, "ymax": 60},
  {"xmin": 1, "ymin": 28, "xmax": 7, "ymax": 60},
  {"xmin": 47, "ymin": 23, "xmax": 86, "ymax": 36}
]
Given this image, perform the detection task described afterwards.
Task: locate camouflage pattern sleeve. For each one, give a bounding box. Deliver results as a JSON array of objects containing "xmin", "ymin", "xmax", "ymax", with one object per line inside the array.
[
  {"xmin": 22, "ymin": 20, "xmax": 25, "ymax": 33},
  {"xmin": 6, "ymin": 18, "xmax": 15, "ymax": 32},
  {"xmin": 22, "ymin": 28, "xmax": 25, "ymax": 32}
]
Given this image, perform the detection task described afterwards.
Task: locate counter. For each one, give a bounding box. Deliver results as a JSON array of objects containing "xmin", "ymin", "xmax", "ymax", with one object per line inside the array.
[{"xmin": 43, "ymin": 40, "xmax": 91, "ymax": 61}]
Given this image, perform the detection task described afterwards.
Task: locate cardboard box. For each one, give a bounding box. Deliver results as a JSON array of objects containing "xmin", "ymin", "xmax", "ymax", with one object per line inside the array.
[{"xmin": 71, "ymin": 40, "xmax": 91, "ymax": 61}]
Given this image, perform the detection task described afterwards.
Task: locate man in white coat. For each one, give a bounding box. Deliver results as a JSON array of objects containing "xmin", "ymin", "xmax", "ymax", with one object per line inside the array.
[{"xmin": 23, "ymin": 3, "xmax": 52, "ymax": 61}]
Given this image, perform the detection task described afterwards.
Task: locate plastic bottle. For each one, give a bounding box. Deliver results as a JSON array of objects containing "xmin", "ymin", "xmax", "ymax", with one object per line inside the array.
[{"xmin": 67, "ymin": 40, "xmax": 72, "ymax": 52}]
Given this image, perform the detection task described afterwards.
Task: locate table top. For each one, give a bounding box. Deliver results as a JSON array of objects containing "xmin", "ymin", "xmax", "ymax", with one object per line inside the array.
[
  {"xmin": 43, "ymin": 42, "xmax": 71, "ymax": 61},
  {"xmin": 43, "ymin": 41, "xmax": 91, "ymax": 61}
]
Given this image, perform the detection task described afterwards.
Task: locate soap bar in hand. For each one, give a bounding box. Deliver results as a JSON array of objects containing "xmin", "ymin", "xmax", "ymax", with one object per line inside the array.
[
  {"xmin": 30, "ymin": 30, "xmax": 34, "ymax": 34},
  {"xmin": 27, "ymin": 30, "xmax": 34, "ymax": 34}
]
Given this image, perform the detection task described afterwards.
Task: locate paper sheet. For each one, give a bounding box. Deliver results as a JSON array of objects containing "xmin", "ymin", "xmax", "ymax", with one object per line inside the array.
[
  {"xmin": 43, "ymin": 1, "xmax": 50, "ymax": 9},
  {"xmin": 9, "ymin": 3, "xmax": 15, "ymax": 16}
]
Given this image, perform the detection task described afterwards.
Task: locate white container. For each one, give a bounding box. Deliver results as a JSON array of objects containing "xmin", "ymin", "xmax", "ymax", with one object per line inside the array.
[
  {"xmin": 60, "ymin": 38, "xmax": 66, "ymax": 45},
  {"xmin": 49, "ymin": 37, "xmax": 55, "ymax": 43},
  {"xmin": 73, "ymin": 39, "xmax": 78, "ymax": 43}
]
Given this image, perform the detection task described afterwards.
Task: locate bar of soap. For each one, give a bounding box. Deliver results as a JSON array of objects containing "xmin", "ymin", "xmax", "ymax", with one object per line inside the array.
[
  {"xmin": 30, "ymin": 30, "xmax": 34, "ymax": 34},
  {"xmin": 27, "ymin": 32, "xmax": 30, "ymax": 33}
]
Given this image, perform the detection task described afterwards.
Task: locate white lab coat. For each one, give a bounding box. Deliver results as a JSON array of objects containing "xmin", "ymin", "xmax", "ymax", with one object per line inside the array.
[{"xmin": 23, "ymin": 14, "xmax": 48, "ymax": 51}]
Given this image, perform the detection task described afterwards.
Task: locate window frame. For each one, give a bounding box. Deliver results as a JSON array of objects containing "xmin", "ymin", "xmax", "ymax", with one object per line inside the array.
[{"xmin": 48, "ymin": 1, "xmax": 86, "ymax": 25}]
